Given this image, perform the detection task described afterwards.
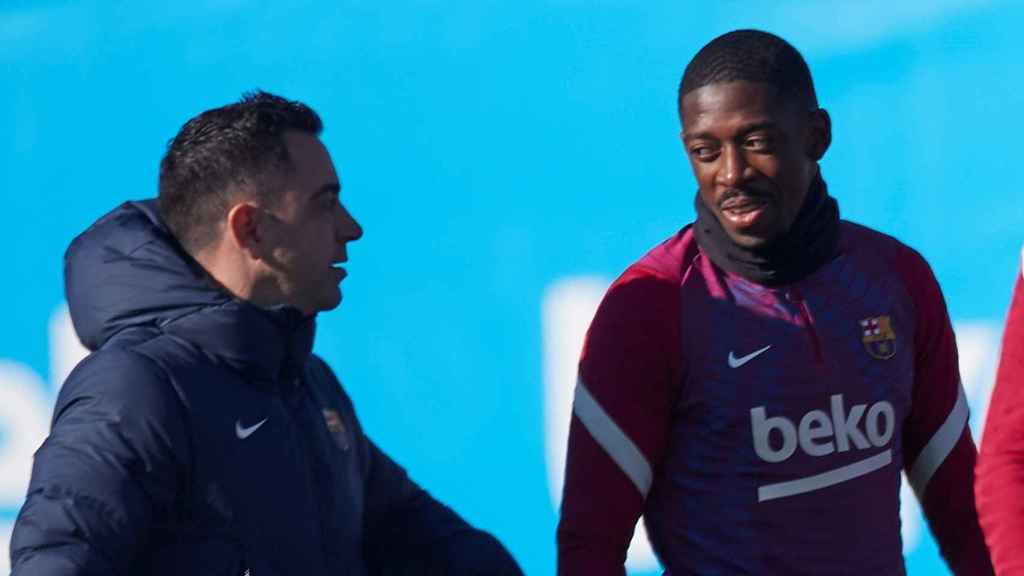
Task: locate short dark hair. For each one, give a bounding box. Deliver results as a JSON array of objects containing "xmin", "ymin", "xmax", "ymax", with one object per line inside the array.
[
  {"xmin": 679, "ymin": 29, "xmax": 818, "ymax": 116},
  {"xmin": 158, "ymin": 90, "xmax": 323, "ymax": 253}
]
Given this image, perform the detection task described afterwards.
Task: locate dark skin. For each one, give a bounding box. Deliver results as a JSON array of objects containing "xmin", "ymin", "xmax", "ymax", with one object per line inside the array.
[{"xmin": 680, "ymin": 80, "xmax": 832, "ymax": 248}]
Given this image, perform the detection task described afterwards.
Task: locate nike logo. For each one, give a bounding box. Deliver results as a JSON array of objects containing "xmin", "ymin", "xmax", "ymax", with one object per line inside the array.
[
  {"xmin": 728, "ymin": 345, "xmax": 772, "ymax": 368},
  {"xmin": 235, "ymin": 418, "xmax": 268, "ymax": 440}
]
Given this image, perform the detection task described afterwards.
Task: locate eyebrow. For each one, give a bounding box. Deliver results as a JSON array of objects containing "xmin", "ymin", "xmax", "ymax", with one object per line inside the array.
[{"xmin": 683, "ymin": 120, "xmax": 779, "ymax": 143}]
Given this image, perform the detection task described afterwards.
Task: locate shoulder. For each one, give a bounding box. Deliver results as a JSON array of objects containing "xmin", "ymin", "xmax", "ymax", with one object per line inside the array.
[
  {"xmin": 56, "ymin": 346, "xmax": 182, "ymax": 426},
  {"xmin": 839, "ymin": 220, "xmax": 929, "ymax": 269},
  {"xmin": 304, "ymin": 354, "xmax": 358, "ymax": 413},
  {"xmin": 61, "ymin": 347, "xmax": 171, "ymax": 401},
  {"xmin": 606, "ymin": 226, "xmax": 696, "ymax": 301},
  {"xmin": 839, "ymin": 220, "xmax": 937, "ymax": 290},
  {"xmin": 305, "ymin": 353, "xmax": 342, "ymax": 392},
  {"xmin": 632, "ymin": 226, "xmax": 700, "ymax": 284},
  {"xmin": 589, "ymin": 228, "xmax": 692, "ymax": 335}
]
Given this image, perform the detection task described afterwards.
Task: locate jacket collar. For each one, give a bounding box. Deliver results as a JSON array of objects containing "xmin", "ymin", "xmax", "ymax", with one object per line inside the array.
[{"xmin": 162, "ymin": 300, "xmax": 316, "ymax": 386}]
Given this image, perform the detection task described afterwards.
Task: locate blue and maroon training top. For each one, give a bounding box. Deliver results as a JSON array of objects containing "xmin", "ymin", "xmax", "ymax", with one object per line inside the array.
[{"xmin": 558, "ymin": 222, "xmax": 992, "ymax": 575}]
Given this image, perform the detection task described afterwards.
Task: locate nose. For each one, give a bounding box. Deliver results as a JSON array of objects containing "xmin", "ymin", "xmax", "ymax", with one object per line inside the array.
[
  {"xmin": 336, "ymin": 203, "xmax": 363, "ymax": 243},
  {"xmin": 717, "ymin": 144, "xmax": 749, "ymax": 189}
]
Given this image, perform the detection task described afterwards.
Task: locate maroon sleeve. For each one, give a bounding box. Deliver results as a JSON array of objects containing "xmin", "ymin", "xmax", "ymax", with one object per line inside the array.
[
  {"xmin": 897, "ymin": 250, "xmax": 994, "ymax": 575},
  {"xmin": 556, "ymin": 265, "xmax": 682, "ymax": 576},
  {"xmin": 977, "ymin": 267, "xmax": 1024, "ymax": 575}
]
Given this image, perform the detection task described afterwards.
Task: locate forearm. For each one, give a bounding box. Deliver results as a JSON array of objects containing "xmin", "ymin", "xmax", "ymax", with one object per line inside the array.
[
  {"xmin": 362, "ymin": 442, "xmax": 521, "ymax": 575},
  {"xmin": 557, "ymin": 414, "xmax": 643, "ymax": 576},
  {"xmin": 917, "ymin": 432, "xmax": 993, "ymax": 576},
  {"xmin": 897, "ymin": 252, "xmax": 994, "ymax": 574}
]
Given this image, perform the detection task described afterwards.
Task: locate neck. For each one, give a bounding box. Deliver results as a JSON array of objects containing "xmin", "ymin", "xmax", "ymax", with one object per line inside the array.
[{"xmin": 193, "ymin": 244, "xmax": 266, "ymax": 305}]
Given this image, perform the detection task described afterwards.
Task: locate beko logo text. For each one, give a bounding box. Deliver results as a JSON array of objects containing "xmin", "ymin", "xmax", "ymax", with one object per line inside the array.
[{"xmin": 751, "ymin": 394, "xmax": 894, "ymax": 463}]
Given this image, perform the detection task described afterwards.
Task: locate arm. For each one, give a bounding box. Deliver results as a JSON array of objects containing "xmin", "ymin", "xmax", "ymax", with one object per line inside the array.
[
  {"xmin": 9, "ymin": 350, "xmax": 188, "ymax": 575},
  {"xmin": 361, "ymin": 439, "xmax": 522, "ymax": 576},
  {"xmin": 304, "ymin": 356, "xmax": 521, "ymax": 576},
  {"xmin": 557, "ymin": 266, "xmax": 682, "ymax": 576},
  {"xmin": 976, "ymin": 268, "xmax": 1024, "ymax": 574},
  {"xmin": 898, "ymin": 253, "xmax": 994, "ymax": 575}
]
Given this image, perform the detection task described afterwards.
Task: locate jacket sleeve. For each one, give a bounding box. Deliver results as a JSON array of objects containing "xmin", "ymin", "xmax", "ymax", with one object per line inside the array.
[
  {"xmin": 976, "ymin": 267, "xmax": 1024, "ymax": 574},
  {"xmin": 9, "ymin": 349, "xmax": 188, "ymax": 576},
  {"xmin": 897, "ymin": 251, "xmax": 994, "ymax": 575},
  {"xmin": 556, "ymin": 265, "xmax": 682, "ymax": 576},
  {"xmin": 306, "ymin": 356, "xmax": 521, "ymax": 575},
  {"xmin": 359, "ymin": 439, "xmax": 522, "ymax": 576}
]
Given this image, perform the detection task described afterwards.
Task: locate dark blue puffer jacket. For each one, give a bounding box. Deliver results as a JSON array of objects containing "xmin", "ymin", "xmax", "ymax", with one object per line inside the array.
[{"xmin": 10, "ymin": 200, "xmax": 522, "ymax": 576}]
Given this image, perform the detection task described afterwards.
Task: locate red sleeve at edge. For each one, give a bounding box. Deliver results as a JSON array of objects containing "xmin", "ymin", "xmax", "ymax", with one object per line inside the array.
[{"xmin": 977, "ymin": 272, "xmax": 1024, "ymax": 575}]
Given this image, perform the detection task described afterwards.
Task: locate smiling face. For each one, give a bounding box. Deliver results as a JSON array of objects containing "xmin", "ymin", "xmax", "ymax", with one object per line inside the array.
[
  {"xmin": 258, "ymin": 131, "xmax": 363, "ymax": 315},
  {"xmin": 681, "ymin": 80, "xmax": 830, "ymax": 248}
]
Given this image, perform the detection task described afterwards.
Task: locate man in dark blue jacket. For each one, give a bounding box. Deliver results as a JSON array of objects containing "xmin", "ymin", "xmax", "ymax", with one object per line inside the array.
[{"xmin": 10, "ymin": 91, "xmax": 522, "ymax": 576}]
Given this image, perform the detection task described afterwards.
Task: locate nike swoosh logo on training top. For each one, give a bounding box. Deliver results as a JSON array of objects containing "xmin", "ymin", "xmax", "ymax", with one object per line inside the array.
[
  {"xmin": 728, "ymin": 345, "xmax": 772, "ymax": 368},
  {"xmin": 235, "ymin": 418, "xmax": 268, "ymax": 440}
]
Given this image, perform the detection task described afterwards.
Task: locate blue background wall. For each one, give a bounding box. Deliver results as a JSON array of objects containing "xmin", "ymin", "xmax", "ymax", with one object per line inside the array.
[{"xmin": 2, "ymin": 1, "xmax": 1022, "ymax": 573}]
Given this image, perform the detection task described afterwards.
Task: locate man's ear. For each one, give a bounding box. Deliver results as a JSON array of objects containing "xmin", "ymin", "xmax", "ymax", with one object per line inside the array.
[
  {"xmin": 806, "ymin": 108, "xmax": 832, "ymax": 161},
  {"xmin": 226, "ymin": 203, "xmax": 265, "ymax": 258}
]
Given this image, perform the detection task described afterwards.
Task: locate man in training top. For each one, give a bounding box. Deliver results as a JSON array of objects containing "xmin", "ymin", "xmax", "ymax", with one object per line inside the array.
[{"xmin": 557, "ymin": 29, "xmax": 993, "ymax": 575}]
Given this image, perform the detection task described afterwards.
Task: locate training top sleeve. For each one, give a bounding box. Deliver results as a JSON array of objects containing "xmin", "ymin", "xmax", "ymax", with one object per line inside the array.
[
  {"xmin": 556, "ymin": 264, "xmax": 683, "ymax": 576},
  {"xmin": 896, "ymin": 250, "xmax": 994, "ymax": 576},
  {"xmin": 976, "ymin": 260, "xmax": 1024, "ymax": 575}
]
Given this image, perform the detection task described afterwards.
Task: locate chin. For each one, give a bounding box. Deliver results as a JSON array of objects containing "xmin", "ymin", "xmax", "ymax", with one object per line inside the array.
[
  {"xmin": 727, "ymin": 230, "xmax": 773, "ymax": 249},
  {"xmin": 316, "ymin": 290, "xmax": 343, "ymax": 313}
]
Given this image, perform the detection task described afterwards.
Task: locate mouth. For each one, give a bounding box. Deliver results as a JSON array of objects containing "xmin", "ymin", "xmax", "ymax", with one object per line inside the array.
[
  {"xmin": 719, "ymin": 194, "xmax": 771, "ymax": 230},
  {"xmin": 330, "ymin": 261, "xmax": 348, "ymax": 280}
]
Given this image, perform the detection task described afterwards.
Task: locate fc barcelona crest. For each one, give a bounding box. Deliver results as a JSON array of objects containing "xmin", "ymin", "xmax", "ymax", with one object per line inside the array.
[
  {"xmin": 322, "ymin": 408, "xmax": 350, "ymax": 451},
  {"xmin": 860, "ymin": 316, "xmax": 897, "ymax": 360}
]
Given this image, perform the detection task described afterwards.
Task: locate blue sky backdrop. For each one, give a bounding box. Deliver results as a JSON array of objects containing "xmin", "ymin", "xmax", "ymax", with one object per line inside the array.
[{"xmin": 2, "ymin": 1, "xmax": 1022, "ymax": 573}]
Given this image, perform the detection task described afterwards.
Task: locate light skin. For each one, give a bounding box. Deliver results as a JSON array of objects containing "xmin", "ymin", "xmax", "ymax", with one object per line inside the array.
[
  {"xmin": 195, "ymin": 131, "xmax": 363, "ymax": 316},
  {"xmin": 680, "ymin": 80, "xmax": 831, "ymax": 248}
]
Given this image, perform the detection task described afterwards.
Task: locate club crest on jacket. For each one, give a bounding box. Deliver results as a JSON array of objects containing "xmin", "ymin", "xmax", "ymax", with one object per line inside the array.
[
  {"xmin": 861, "ymin": 316, "xmax": 897, "ymax": 360},
  {"xmin": 322, "ymin": 408, "xmax": 349, "ymax": 451}
]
